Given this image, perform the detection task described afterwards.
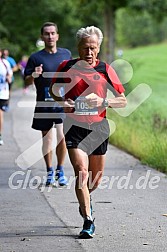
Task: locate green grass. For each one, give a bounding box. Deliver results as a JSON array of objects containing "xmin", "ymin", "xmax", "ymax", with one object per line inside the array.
[{"xmin": 108, "ymin": 43, "xmax": 167, "ymax": 173}]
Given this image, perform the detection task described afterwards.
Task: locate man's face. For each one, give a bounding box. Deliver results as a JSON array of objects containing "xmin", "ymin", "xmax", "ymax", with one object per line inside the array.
[
  {"xmin": 78, "ymin": 35, "xmax": 100, "ymax": 66},
  {"xmin": 3, "ymin": 49, "xmax": 9, "ymax": 57},
  {"xmin": 41, "ymin": 26, "xmax": 59, "ymax": 48}
]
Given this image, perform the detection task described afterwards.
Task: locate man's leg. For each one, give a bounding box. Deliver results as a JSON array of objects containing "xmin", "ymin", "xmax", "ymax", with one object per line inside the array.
[
  {"xmin": 68, "ymin": 148, "xmax": 91, "ymax": 218},
  {"xmin": 55, "ymin": 123, "xmax": 67, "ymax": 186},
  {"xmin": 0, "ymin": 109, "xmax": 4, "ymax": 145},
  {"xmin": 55, "ymin": 123, "xmax": 67, "ymax": 166},
  {"xmin": 88, "ymin": 154, "xmax": 106, "ymax": 193},
  {"xmin": 68, "ymin": 148, "xmax": 96, "ymax": 238},
  {"xmin": 41, "ymin": 129, "xmax": 55, "ymax": 185},
  {"xmin": 42, "ymin": 129, "xmax": 53, "ymax": 169},
  {"xmin": 0, "ymin": 109, "xmax": 3, "ymax": 134}
]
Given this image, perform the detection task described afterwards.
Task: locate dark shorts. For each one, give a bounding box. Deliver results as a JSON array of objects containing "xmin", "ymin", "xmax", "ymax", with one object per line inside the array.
[
  {"xmin": 0, "ymin": 99, "xmax": 9, "ymax": 112},
  {"xmin": 32, "ymin": 107, "xmax": 65, "ymax": 131},
  {"xmin": 63, "ymin": 117, "xmax": 110, "ymax": 155},
  {"xmin": 32, "ymin": 117, "xmax": 63, "ymax": 131}
]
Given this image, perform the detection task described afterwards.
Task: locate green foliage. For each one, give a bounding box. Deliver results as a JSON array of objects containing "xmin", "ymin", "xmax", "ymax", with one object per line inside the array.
[
  {"xmin": 0, "ymin": 0, "xmax": 82, "ymax": 58},
  {"xmin": 0, "ymin": 0, "xmax": 167, "ymax": 61},
  {"xmin": 116, "ymin": 8, "xmax": 166, "ymax": 47},
  {"xmin": 128, "ymin": 0, "xmax": 167, "ymax": 21},
  {"xmin": 0, "ymin": 22, "xmax": 9, "ymax": 37}
]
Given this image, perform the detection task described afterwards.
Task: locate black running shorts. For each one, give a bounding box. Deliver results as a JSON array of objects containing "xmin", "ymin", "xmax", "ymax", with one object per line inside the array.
[
  {"xmin": 63, "ymin": 117, "xmax": 110, "ymax": 155},
  {"xmin": 32, "ymin": 117, "xmax": 63, "ymax": 131},
  {"xmin": 0, "ymin": 99, "xmax": 9, "ymax": 112},
  {"xmin": 32, "ymin": 106, "xmax": 66, "ymax": 131}
]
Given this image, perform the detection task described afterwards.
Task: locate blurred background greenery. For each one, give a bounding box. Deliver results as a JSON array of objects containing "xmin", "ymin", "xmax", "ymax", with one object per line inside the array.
[{"xmin": 0, "ymin": 0, "xmax": 167, "ymax": 172}]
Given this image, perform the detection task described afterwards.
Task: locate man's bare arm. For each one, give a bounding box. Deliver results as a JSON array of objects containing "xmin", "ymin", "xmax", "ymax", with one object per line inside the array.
[
  {"xmin": 25, "ymin": 75, "xmax": 34, "ymax": 86},
  {"xmin": 25, "ymin": 64, "xmax": 43, "ymax": 86}
]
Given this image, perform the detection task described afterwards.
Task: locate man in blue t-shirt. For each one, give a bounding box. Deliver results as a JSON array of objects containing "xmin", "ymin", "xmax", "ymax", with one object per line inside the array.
[{"xmin": 24, "ymin": 22, "xmax": 72, "ymax": 186}]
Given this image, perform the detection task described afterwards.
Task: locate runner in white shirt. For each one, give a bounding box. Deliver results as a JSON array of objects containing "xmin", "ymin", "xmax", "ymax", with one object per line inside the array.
[{"xmin": 0, "ymin": 48, "xmax": 13, "ymax": 145}]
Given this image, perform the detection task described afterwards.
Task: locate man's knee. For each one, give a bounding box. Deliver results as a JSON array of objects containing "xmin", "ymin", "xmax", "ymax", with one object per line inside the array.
[{"xmin": 75, "ymin": 167, "xmax": 89, "ymax": 189}]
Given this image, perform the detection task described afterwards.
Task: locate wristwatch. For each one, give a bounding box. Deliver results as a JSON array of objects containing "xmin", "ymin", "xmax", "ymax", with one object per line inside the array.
[{"xmin": 102, "ymin": 98, "xmax": 109, "ymax": 107}]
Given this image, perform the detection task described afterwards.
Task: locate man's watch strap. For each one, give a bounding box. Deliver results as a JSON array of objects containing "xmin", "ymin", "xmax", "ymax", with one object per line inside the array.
[{"xmin": 102, "ymin": 98, "xmax": 109, "ymax": 107}]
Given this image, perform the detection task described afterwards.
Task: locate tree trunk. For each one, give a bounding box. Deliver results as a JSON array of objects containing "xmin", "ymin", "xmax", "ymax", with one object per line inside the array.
[{"xmin": 102, "ymin": 6, "xmax": 115, "ymax": 63}]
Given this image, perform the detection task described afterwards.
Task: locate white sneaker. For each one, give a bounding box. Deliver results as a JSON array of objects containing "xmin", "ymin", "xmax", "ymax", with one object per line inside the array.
[{"xmin": 0, "ymin": 139, "xmax": 4, "ymax": 145}]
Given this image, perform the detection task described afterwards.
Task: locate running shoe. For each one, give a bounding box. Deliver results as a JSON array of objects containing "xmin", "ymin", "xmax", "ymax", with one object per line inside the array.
[
  {"xmin": 0, "ymin": 136, "xmax": 4, "ymax": 146},
  {"xmin": 79, "ymin": 219, "xmax": 95, "ymax": 239},
  {"xmin": 46, "ymin": 169, "xmax": 55, "ymax": 186},
  {"xmin": 55, "ymin": 169, "xmax": 68, "ymax": 186}
]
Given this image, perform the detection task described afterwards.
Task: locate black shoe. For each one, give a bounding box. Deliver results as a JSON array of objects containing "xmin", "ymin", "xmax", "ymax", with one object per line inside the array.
[{"xmin": 79, "ymin": 219, "xmax": 95, "ymax": 239}]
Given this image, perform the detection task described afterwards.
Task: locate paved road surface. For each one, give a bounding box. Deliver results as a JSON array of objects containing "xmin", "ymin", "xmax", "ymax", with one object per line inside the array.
[{"xmin": 0, "ymin": 89, "xmax": 167, "ymax": 252}]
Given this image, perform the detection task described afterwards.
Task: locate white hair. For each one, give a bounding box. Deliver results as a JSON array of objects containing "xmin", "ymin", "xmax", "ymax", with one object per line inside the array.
[{"xmin": 76, "ymin": 26, "xmax": 103, "ymax": 46}]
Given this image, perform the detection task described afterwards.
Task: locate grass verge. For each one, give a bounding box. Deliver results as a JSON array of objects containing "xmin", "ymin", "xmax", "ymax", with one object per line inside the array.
[{"xmin": 108, "ymin": 43, "xmax": 167, "ymax": 173}]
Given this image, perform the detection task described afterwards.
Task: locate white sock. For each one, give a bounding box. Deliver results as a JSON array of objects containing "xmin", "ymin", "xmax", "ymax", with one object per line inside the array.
[{"xmin": 84, "ymin": 215, "xmax": 93, "ymax": 221}]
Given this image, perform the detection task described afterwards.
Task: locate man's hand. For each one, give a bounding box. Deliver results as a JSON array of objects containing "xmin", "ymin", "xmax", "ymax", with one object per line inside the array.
[
  {"xmin": 64, "ymin": 98, "xmax": 75, "ymax": 113},
  {"xmin": 32, "ymin": 64, "xmax": 43, "ymax": 78},
  {"xmin": 85, "ymin": 93, "xmax": 103, "ymax": 108},
  {"xmin": 85, "ymin": 92, "xmax": 127, "ymax": 108},
  {"xmin": 6, "ymin": 75, "xmax": 12, "ymax": 84},
  {"xmin": 25, "ymin": 64, "xmax": 43, "ymax": 86},
  {"xmin": 108, "ymin": 95, "xmax": 127, "ymax": 108}
]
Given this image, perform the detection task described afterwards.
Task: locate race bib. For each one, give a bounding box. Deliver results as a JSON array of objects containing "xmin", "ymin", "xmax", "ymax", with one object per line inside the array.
[
  {"xmin": 75, "ymin": 96, "xmax": 98, "ymax": 115},
  {"xmin": 44, "ymin": 87, "xmax": 54, "ymax": 101}
]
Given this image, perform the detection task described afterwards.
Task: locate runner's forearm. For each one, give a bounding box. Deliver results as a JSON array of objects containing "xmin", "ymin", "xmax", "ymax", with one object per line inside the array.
[{"xmin": 25, "ymin": 75, "xmax": 34, "ymax": 86}]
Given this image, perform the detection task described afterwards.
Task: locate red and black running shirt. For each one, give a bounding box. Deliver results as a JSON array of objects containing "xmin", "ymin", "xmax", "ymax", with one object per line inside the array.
[{"xmin": 52, "ymin": 58, "xmax": 125, "ymax": 124}]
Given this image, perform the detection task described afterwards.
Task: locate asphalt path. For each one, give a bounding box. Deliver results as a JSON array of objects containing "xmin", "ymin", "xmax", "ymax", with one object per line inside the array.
[{"xmin": 0, "ymin": 88, "xmax": 167, "ymax": 252}]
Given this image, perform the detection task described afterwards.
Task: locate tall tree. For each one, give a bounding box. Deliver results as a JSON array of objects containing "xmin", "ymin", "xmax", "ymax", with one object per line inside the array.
[
  {"xmin": 76, "ymin": 0, "xmax": 129, "ymax": 63},
  {"xmin": 102, "ymin": 0, "xmax": 129, "ymax": 63}
]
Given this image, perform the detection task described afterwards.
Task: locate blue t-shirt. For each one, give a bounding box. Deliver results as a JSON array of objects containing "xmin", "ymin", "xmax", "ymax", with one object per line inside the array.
[
  {"xmin": 24, "ymin": 48, "xmax": 72, "ymax": 112},
  {"xmin": 6, "ymin": 56, "xmax": 17, "ymax": 68},
  {"xmin": 6, "ymin": 56, "xmax": 17, "ymax": 82}
]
